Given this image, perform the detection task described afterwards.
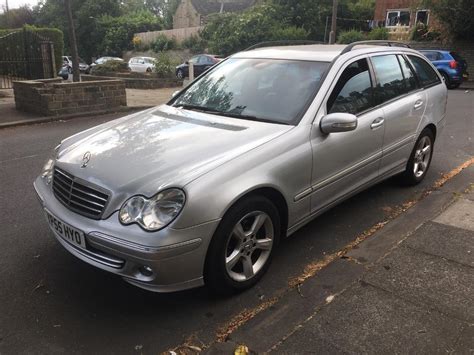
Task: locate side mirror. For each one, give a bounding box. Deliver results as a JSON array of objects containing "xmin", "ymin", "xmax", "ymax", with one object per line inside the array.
[{"xmin": 320, "ymin": 113, "xmax": 358, "ymax": 134}]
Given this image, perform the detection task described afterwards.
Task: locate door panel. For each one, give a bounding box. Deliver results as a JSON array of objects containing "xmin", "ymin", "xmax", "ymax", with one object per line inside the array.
[
  {"xmin": 310, "ymin": 58, "xmax": 384, "ymax": 213},
  {"xmin": 310, "ymin": 108, "xmax": 385, "ymax": 213}
]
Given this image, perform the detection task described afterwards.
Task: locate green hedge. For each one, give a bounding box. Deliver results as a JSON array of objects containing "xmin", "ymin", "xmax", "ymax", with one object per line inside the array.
[{"xmin": 0, "ymin": 25, "xmax": 64, "ymax": 70}]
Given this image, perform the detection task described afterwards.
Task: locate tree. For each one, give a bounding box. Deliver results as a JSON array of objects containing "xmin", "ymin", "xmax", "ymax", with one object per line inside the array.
[
  {"xmin": 422, "ymin": 0, "xmax": 474, "ymax": 39},
  {"xmin": 0, "ymin": 6, "xmax": 35, "ymax": 29},
  {"xmin": 201, "ymin": 4, "xmax": 308, "ymax": 56}
]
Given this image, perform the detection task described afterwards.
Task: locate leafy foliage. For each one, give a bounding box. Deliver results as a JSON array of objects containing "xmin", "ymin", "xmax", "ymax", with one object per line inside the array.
[
  {"xmin": 200, "ymin": 4, "xmax": 308, "ymax": 56},
  {"xmin": 150, "ymin": 34, "xmax": 176, "ymax": 52},
  {"xmin": 0, "ymin": 6, "xmax": 35, "ymax": 28},
  {"xmin": 181, "ymin": 34, "xmax": 207, "ymax": 53},
  {"xmin": 422, "ymin": 0, "xmax": 474, "ymax": 39},
  {"xmin": 409, "ymin": 23, "xmax": 440, "ymax": 42},
  {"xmin": 337, "ymin": 29, "xmax": 364, "ymax": 44},
  {"xmin": 153, "ymin": 51, "xmax": 174, "ymax": 78},
  {"xmin": 367, "ymin": 27, "xmax": 389, "ymax": 40},
  {"xmin": 91, "ymin": 60, "xmax": 130, "ymax": 74}
]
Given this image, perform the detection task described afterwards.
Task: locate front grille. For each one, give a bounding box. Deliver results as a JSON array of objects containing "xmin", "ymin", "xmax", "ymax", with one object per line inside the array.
[{"xmin": 52, "ymin": 168, "xmax": 110, "ymax": 219}]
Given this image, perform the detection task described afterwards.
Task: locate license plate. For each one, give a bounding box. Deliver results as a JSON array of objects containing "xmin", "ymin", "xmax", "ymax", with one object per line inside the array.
[{"xmin": 45, "ymin": 210, "xmax": 86, "ymax": 249}]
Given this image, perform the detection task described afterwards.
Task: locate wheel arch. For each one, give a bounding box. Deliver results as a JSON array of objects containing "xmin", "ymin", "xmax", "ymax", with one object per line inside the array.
[
  {"xmin": 219, "ymin": 186, "xmax": 289, "ymax": 241},
  {"xmin": 423, "ymin": 123, "xmax": 437, "ymax": 142}
]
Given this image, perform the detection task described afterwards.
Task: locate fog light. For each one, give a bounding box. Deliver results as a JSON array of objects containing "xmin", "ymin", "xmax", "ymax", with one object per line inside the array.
[{"xmin": 139, "ymin": 265, "xmax": 153, "ymax": 277}]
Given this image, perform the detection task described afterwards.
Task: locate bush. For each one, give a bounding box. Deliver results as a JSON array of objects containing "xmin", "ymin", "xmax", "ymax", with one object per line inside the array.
[
  {"xmin": 410, "ymin": 22, "xmax": 441, "ymax": 41},
  {"xmin": 337, "ymin": 29, "xmax": 365, "ymax": 44},
  {"xmin": 367, "ymin": 27, "xmax": 389, "ymax": 40},
  {"xmin": 182, "ymin": 34, "xmax": 207, "ymax": 53},
  {"xmin": 92, "ymin": 60, "xmax": 129, "ymax": 74},
  {"xmin": 151, "ymin": 34, "xmax": 177, "ymax": 52},
  {"xmin": 153, "ymin": 52, "xmax": 174, "ymax": 78}
]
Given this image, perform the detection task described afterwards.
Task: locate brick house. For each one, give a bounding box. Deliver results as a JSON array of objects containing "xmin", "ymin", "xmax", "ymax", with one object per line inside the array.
[
  {"xmin": 374, "ymin": 0, "xmax": 433, "ymax": 29},
  {"xmin": 173, "ymin": 0, "xmax": 256, "ymax": 29}
]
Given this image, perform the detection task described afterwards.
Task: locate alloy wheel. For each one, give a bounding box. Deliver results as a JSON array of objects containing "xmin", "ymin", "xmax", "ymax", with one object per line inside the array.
[
  {"xmin": 413, "ymin": 136, "xmax": 432, "ymax": 178},
  {"xmin": 225, "ymin": 211, "xmax": 274, "ymax": 282}
]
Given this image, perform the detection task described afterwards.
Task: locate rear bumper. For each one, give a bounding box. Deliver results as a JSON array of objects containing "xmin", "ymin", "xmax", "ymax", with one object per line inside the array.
[{"xmin": 34, "ymin": 176, "xmax": 220, "ymax": 292}]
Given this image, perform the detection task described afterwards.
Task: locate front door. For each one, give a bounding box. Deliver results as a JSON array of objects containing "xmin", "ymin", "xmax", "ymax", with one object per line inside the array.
[{"xmin": 310, "ymin": 57, "xmax": 384, "ymax": 213}]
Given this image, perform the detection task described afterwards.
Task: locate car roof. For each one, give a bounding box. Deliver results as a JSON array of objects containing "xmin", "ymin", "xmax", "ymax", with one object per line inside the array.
[{"xmin": 233, "ymin": 44, "xmax": 421, "ymax": 62}]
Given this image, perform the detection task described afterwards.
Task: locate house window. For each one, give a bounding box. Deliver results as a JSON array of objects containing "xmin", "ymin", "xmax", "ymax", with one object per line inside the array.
[
  {"xmin": 386, "ymin": 10, "xmax": 411, "ymax": 27},
  {"xmin": 416, "ymin": 10, "xmax": 429, "ymax": 25}
]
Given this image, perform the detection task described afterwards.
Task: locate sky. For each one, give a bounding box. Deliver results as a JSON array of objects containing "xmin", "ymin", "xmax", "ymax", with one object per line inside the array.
[{"xmin": 1, "ymin": 0, "xmax": 38, "ymax": 12}]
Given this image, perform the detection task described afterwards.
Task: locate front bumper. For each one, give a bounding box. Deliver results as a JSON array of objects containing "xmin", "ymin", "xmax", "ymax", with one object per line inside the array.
[{"xmin": 34, "ymin": 177, "xmax": 220, "ymax": 292}]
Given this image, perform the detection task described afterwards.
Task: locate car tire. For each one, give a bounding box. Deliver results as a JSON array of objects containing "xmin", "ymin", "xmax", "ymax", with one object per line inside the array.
[
  {"xmin": 204, "ymin": 195, "xmax": 280, "ymax": 295},
  {"xmin": 68, "ymin": 67, "xmax": 72, "ymax": 74},
  {"xmin": 399, "ymin": 128, "xmax": 435, "ymax": 186},
  {"xmin": 441, "ymin": 72, "xmax": 456, "ymax": 89},
  {"xmin": 176, "ymin": 69, "xmax": 184, "ymax": 80},
  {"xmin": 146, "ymin": 67, "xmax": 152, "ymax": 73}
]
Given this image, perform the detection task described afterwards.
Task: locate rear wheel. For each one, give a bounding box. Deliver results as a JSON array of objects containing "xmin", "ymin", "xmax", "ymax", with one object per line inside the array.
[
  {"xmin": 399, "ymin": 128, "xmax": 434, "ymax": 185},
  {"xmin": 176, "ymin": 69, "xmax": 184, "ymax": 80},
  {"xmin": 441, "ymin": 72, "xmax": 457, "ymax": 89},
  {"xmin": 204, "ymin": 196, "xmax": 280, "ymax": 295}
]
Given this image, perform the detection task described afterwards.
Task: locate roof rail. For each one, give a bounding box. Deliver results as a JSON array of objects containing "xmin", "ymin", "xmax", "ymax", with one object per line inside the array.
[
  {"xmin": 245, "ymin": 40, "xmax": 324, "ymax": 51},
  {"xmin": 340, "ymin": 40, "xmax": 411, "ymax": 55}
]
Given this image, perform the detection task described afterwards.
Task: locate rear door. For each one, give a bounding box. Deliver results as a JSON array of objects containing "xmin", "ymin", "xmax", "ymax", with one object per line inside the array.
[{"xmin": 370, "ymin": 54, "xmax": 427, "ymax": 176}]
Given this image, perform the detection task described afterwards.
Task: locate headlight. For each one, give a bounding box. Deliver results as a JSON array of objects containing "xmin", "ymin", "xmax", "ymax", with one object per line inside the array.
[
  {"xmin": 41, "ymin": 144, "xmax": 60, "ymax": 184},
  {"xmin": 119, "ymin": 189, "xmax": 186, "ymax": 231}
]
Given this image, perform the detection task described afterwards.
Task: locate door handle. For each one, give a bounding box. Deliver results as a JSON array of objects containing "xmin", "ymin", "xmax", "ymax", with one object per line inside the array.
[
  {"xmin": 414, "ymin": 100, "xmax": 424, "ymax": 109},
  {"xmin": 370, "ymin": 117, "xmax": 384, "ymax": 130}
]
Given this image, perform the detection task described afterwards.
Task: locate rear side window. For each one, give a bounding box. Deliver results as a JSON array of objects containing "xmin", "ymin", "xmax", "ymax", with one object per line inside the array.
[
  {"xmin": 398, "ymin": 55, "xmax": 418, "ymax": 92},
  {"xmin": 408, "ymin": 55, "xmax": 441, "ymax": 88},
  {"xmin": 371, "ymin": 54, "xmax": 407, "ymax": 103},
  {"xmin": 327, "ymin": 59, "xmax": 374, "ymax": 115}
]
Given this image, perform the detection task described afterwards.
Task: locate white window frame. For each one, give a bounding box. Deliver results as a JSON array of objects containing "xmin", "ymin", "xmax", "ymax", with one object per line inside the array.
[
  {"xmin": 415, "ymin": 9, "xmax": 430, "ymax": 26},
  {"xmin": 385, "ymin": 9, "xmax": 411, "ymax": 27}
]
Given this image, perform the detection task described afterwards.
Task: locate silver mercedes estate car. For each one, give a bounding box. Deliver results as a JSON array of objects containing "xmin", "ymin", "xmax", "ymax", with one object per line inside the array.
[{"xmin": 34, "ymin": 41, "xmax": 447, "ymax": 293}]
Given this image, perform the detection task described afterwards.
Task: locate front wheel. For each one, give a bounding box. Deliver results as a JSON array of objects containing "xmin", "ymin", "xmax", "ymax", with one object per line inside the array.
[
  {"xmin": 399, "ymin": 128, "xmax": 434, "ymax": 185},
  {"xmin": 204, "ymin": 196, "xmax": 280, "ymax": 295}
]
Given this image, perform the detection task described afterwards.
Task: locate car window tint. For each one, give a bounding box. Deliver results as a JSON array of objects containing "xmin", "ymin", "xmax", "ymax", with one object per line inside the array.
[
  {"xmin": 398, "ymin": 55, "xmax": 417, "ymax": 92},
  {"xmin": 327, "ymin": 59, "xmax": 374, "ymax": 115},
  {"xmin": 371, "ymin": 54, "xmax": 407, "ymax": 103},
  {"xmin": 408, "ymin": 55, "xmax": 441, "ymax": 87}
]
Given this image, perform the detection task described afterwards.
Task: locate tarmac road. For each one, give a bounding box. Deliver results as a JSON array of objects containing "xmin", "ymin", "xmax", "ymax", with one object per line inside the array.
[{"xmin": 0, "ymin": 91, "xmax": 472, "ymax": 354}]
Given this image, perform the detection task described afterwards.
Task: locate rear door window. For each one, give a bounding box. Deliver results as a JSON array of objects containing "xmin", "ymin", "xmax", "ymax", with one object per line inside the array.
[
  {"xmin": 327, "ymin": 58, "xmax": 374, "ymax": 115},
  {"xmin": 398, "ymin": 55, "xmax": 418, "ymax": 92},
  {"xmin": 371, "ymin": 54, "xmax": 407, "ymax": 104},
  {"xmin": 407, "ymin": 55, "xmax": 441, "ymax": 88}
]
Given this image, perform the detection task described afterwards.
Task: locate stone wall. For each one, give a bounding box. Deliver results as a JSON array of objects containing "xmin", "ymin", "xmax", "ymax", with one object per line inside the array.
[
  {"xmin": 13, "ymin": 79, "xmax": 126, "ymax": 116},
  {"xmin": 81, "ymin": 74, "xmax": 183, "ymax": 89},
  {"xmin": 135, "ymin": 26, "xmax": 202, "ymax": 45}
]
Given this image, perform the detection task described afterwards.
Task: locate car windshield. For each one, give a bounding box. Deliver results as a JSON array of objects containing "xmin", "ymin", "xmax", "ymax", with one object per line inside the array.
[{"xmin": 171, "ymin": 58, "xmax": 329, "ymax": 125}]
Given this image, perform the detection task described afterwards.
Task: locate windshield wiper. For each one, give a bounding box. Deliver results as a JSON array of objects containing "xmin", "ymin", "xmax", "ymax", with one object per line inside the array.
[
  {"xmin": 177, "ymin": 104, "xmax": 289, "ymax": 125},
  {"xmin": 176, "ymin": 104, "xmax": 221, "ymax": 114},
  {"xmin": 219, "ymin": 112, "xmax": 289, "ymax": 125}
]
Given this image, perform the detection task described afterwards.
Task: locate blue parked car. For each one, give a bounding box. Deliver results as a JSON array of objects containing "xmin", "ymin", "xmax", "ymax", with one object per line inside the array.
[{"xmin": 419, "ymin": 50, "xmax": 469, "ymax": 89}]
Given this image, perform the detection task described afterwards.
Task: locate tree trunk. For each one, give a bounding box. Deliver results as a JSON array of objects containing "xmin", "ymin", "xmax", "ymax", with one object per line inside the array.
[{"xmin": 65, "ymin": 0, "xmax": 80, "ymax": 82}]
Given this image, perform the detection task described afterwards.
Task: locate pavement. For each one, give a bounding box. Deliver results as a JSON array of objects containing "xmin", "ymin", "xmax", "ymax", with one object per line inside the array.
[
  {"xmin": 206, "ymin": 165, "xmax": 474, "ymax": 354},
  {"xmin": 0, "ymin": 90, "xmax": 472, "ymax": 354}
]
